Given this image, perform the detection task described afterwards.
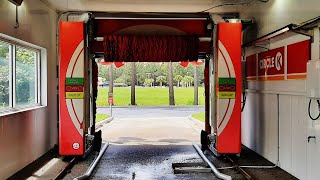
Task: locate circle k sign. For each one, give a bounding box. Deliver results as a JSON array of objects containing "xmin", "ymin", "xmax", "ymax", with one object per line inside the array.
[
  {"xmin": 275, "ymin": 52, "xmax": 283, "ymax": 71},
  {"xmin": 258, "ymin": 47, "xmax": 285, "ymax": 76}
]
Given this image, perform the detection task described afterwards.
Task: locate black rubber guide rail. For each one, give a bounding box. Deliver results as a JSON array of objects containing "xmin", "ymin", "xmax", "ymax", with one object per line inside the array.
[
  {"xmin": 225, "ymin": 155, "xmax": 253, "ymax": 180},
  {"xmin": 172, "ymin": 162, "xmax": 211, "ymax": 174},
  {"xmin": 172, "ymin": 148, "xmax": 254, "ymax": 180},
  {"xmin": 53, "ymin": 157, "xmax": 78, "ymax": 180}
]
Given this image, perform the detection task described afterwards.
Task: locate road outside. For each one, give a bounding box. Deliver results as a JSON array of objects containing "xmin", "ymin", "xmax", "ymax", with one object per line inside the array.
[{"xmin": 97, "ymin": 106, "xmax": 204, "ymax": 119}]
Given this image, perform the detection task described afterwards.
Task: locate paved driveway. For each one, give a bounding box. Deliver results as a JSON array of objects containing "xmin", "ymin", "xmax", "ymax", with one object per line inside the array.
[{"xmin": 96, "ymin": 106, "xmax": 204, "ymax": 118}]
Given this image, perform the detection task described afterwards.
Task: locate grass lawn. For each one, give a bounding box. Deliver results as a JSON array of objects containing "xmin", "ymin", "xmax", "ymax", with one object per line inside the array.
[
  {"xmin": 191, "ymin": 111, "xmax": 205, "ymax": 122},
  {"xmin": 96, "ymin": 114, "xmax": 110, "ymax": 123},
  {"xmin": 96, "ymin": 87, "xmax": 205, "ymax": 106}
]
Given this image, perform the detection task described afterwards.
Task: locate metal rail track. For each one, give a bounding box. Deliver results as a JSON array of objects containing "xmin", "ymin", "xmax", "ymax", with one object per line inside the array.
[
  {"xmin": 174, "ymin": 145, "xmax": 255, "ymax": 180},
  {"xmin": 53, "ymin": 157, "xmax": 78, "ymax": 180},
  {"xmin": 224, "ymin": 155, "xmax": 253, "ymax": 180}
]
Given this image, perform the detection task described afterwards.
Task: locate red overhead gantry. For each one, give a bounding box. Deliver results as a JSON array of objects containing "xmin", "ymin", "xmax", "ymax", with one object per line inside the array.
[{"xmin": 58, "ymin": 12, "xmax": 243, "ymax": 156}]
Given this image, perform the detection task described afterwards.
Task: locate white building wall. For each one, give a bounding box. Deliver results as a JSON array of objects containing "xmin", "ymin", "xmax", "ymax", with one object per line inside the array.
[
  {"xmin": 238, "ymin": 1, "xmax": 320, "ymax": 179},
  {"xmin": 0, "ymin": 0, "xmax": 57, "ymax": 179}
]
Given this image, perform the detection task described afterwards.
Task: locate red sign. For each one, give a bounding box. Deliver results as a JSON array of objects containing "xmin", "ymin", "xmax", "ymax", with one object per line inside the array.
[
  {"xmin": 245, "ymin": 39, "xmax": 310, "ymax": 81},
  {"xmin": 108, "ymin": 97, "xmax": 114, "ymax": 104},
  {"xmin": 246, "ymin": 54, "xmax": 257, "ymax": 78},
  {"xmin": 258, "ymin": 47, "xmax": 285, "ymax": 76},
  {"xmin": 65, "ymin": 85, "xmax": 84, "ymax": 92},
  {"xmin": 219, "ymin": 85, "xmax": 236, "ymax": 92},
  {"xmin": 179, "ymin": 61, "xmax": 189, "ymax": 67},
  {"xmin": 287, "ymin": 40, "xmax": 310, "ymax": 74}
]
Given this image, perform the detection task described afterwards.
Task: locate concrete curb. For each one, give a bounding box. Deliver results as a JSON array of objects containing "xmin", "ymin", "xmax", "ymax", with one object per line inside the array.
[
  {"xmin": 96, "ymin": 116, "xmax": 114, "ymax": 131},
  {"xmin": 187, "ymin": 115, "xmax": 205, "ymax": 127},
  {"xmin": 186, "ymin": 115, "xmax": 205, "ymax": 134}
]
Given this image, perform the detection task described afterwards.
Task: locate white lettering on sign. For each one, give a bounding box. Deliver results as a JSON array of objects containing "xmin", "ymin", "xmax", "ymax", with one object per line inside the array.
[
  {"xmin": 275, "ymin": 52, "xmax": 283, "ymax": 71},
  {"xmin": 259, "ymin": 52, "xmax": 283, "ymax": 71}
]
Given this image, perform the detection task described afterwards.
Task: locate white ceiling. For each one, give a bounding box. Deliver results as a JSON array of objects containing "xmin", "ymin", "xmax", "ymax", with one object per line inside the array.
[
  {"xmin": 44, "ymin": 0, "xmax": 212, "ymax": 12},
  {"xmin": 42, "ymin": 0, "xmax": 257, "ymax": 13}
]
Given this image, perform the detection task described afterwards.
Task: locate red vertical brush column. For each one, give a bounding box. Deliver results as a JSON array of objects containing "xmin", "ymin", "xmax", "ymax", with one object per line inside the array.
[
  {"xmin": 59, "ymin": 22, "xmax": 85, "ymax": 155},
  {"xmin": 216, "ymin": 23, "xmax": 242, "ymax": 154}
]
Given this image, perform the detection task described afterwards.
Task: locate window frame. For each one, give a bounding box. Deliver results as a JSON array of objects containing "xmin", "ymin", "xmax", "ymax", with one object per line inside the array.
[{"xmin": 0, "ymin": 36, "xmax": 43, "ymax": 114}]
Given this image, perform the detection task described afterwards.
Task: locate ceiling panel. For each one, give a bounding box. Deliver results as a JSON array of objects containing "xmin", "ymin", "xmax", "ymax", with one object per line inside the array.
[{"xmin": 44, "ymin": 0, "xmax": 214, "ymax": 12}]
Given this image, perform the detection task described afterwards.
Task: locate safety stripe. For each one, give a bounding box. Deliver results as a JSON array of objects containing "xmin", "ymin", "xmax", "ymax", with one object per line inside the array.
[
  {"xmin": 258, "ymin": 75, "xmax": 285, "ymax": 81},
  {"xmin": 287, "ymin": 74, "xmax": 306, "ymax": 79},
  {"xmin": 246, "ymin": 77, "xmax": 257, "ymax": 81}
]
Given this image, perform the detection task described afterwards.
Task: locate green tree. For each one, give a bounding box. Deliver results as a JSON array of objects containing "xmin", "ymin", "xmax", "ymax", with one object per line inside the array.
[
  {"xmin": 182, "ymin": 76, "xmax": 194, "ymax": 87},
  {"xmin": 0, "ymin": 43, "xmax": 9, "ymax": 107},
  {"xmin": 15, "ymin": 47, "xmax": 36, "ymax": 106},
  {"xmin": 174, "ymin": 75, "xmax": 183, "ymax": 87},
  {"xmin": 156, "ymin": 75, "xmax": 166, "ymax": 87},
  {"xmin": 114, "ymin": 77, "xmax": 124, "ymax": 83},
  {"xmin": 194, "ymin": 66, "xmax": 198, "ymax": 105},
  {"xmin": 143, "ymin": 78, "xmax": 153, "ymax": 87}
]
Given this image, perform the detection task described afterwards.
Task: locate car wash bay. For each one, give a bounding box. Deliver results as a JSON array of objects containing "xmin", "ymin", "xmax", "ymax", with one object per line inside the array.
[
  {"xmin": 2, "ymin": 1, "xmax": 320, "ymax": 179},
  {"xmin": 56, "ymin": 12, "xmax": 299, "ymax": 180}
]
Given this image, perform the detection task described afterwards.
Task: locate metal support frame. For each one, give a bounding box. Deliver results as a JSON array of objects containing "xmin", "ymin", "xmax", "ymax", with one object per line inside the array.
[{"xmin": 93, "ymin": 37, "xmax": 212, "ymax": 42}]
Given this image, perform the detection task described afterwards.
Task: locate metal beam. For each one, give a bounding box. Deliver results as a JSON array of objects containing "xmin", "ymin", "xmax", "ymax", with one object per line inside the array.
[
  {"xmin": 94, "ymin": 37, "xmax": 212, "ymax": 42},
  {"xmin": 92, "ymin": 12, "xmax": 210, "ymax": 20}
]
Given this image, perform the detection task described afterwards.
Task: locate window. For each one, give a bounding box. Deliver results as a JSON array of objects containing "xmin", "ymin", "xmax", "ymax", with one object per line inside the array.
[
  {"xmin": 0, "ymin": 41, "xmax": 10, "ymax": 108},
  {"xmin": 0, "ymin": 39, "xmax": 41, "ymax": 111}
]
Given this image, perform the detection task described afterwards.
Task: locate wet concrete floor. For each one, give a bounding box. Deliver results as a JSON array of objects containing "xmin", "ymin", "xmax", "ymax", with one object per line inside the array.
[
  {"xmin": 91, "ymin": 144, "xmax": 215, "ymax": 180},
  {"xmin": 63, "ymin": 107, "xmax": 297, "ymax": 180},
  {"xmin": 91, "ymin": 115, "xmax": 214, "ymax": 179}
]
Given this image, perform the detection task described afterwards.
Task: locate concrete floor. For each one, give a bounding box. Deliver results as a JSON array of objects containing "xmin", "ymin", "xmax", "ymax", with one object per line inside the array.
[{"xmin": 102, "ymin": 116, "xmax": 201, "ymax": 145}]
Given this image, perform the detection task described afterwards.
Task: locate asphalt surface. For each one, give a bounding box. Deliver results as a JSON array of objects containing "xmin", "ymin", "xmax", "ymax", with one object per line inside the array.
[{"xmin": 96, "ymin": 106, "xmax": 204, "ymax": 118}]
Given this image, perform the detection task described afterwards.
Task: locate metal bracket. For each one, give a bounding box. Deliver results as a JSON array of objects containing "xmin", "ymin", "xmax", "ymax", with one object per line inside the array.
[
  {"xmin": 308, "ymin": 136, "xmax": 316, "ymax": 142},
  {"xmin": 254, "ymin": 42, "xmax": 270, "ymax": 51}
]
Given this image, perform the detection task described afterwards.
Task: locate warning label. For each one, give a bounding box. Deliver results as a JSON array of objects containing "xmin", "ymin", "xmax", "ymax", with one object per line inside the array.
[
  {"xmin": 66, "ymin": 92, "xmax": 84, "ymax": 99},
  {"xmin": 66, "ymin": 78, "xmax": 84, "ymax": 85},
  {"xmin": 218, "ymin": 78, "xmax": 236, "ymax": 99},
  {"xmin": 218, "ymin": 92, "xmax": 236, "ymax": 99}
]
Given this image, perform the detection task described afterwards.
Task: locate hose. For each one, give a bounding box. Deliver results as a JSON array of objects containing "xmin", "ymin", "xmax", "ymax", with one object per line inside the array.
[{"xmin": 308, "ymin": 99, "xmax": 320, "ymax": 120}]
